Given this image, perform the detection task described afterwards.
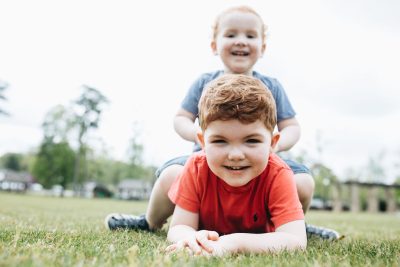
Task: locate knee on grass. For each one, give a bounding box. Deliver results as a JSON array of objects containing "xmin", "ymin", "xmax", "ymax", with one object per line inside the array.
[
  {"xmin": 295, "ymin": 173, "xmax": 315, "ymax": 211},
  {"xmin": 157, "ymin": 165, "xmax": 184, "ymax": 192}
]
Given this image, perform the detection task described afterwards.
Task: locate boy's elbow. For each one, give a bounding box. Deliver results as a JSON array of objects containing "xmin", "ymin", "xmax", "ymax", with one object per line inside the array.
[
  {"xmin": 292, "ymin": 234, "xmax": 307, "ymax": 251},
  {"xmin": 283, "ymin": 233, "xmax": 307, "ymax": 251},
  {"xmin": 297, "ymin": 236, "xmax": 307, "ymax": 250}
]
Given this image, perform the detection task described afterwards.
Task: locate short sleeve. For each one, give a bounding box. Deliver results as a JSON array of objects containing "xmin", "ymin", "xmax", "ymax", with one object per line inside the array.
[
  {"xmin": 181, "ymin": 77, "xmax": 205, "ymax": 116},
  {"xmin": 268, "ymin": 168, "xmax": 304, "ymax": 228},
  {"xmin": 168, "ymin": 155, "xmax": 202, "ymax": 213},
  {"xmin": 181, "ymin": 71, "xmax": 223, "ymax": 116},
  {"xmin": 271, "ymin": 79, "xmax": 296, "ymax": 121},
  {"xmin": 253, "ymin": 72, "xmax": 296, "ymax": 122}
]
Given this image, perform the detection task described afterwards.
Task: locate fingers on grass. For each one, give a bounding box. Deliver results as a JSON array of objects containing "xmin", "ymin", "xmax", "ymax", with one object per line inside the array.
[
  {"xmin": 165, "ymin": 243, "xmax": 178, "ymax": 253},
  {"xmin": 167, "ymin": 239, "xmax": 202, "ymax": 255},
  {"xmin": 185, "ymin": 239, "xmax": 202, "ymax": 255},
  {"xmin": 195, "ymin": 230, "xmax": 215, "ymax": 253},
  {"xmin": 207, "ymin": 231, "xmax": 219, "ymax": 241}
]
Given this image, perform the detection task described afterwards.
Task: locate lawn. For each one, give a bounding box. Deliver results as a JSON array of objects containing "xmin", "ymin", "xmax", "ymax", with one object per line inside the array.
[{"xmin": 0, "ymin": 192, "xmax": 399, "ymax": 267}]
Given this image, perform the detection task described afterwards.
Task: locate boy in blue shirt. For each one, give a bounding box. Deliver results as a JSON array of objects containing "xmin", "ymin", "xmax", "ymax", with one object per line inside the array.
[{"xmin": 106, "ymin": 5, "xmax": 339, "ymax": 240}]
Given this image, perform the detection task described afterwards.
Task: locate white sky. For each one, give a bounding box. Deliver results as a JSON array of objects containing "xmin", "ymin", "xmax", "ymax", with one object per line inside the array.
[{"xmin": 1, "ymin": 0, "xmax": 399, "ymax": 182}]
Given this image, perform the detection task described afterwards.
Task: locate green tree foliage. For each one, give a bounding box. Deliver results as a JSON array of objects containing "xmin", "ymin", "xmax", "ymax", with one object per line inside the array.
[
  {"xmin": 31, "ymin": 104, "xmax": 76, "ymax": 188},
  {"xmin": 0, "ymin": 80, "xmax": 9, "ymax": 116},
  {"xmin": 0, "ymin": 153, "xmax": 24, "ymax": 171},
  {"xmin": 32, "ymin": 140, "xmax": 75, "ymax": 189},
  {"xmin": 72, "ymin": 85, "xmax": 109, "ymax": 190},
  {"xmin": 125, "ymin": 122, "xmax": 156, "ymax": 182},
  {"xmin": 86, "ymin": 156, "xmax": 132, "ymax": 185},
  {"xmin": 80, "ymin": 122, "xmax": 157, "ymax": 185},
  {"xmin": 395, "ymin": 154, "xmax": 400, "ymax": 203},
  {"xmin": 30, "ymin": 86, "xmax": 158, "ymax": 188},
  {"xmin": 310, "ymin": 163, "xmax": 337, "ymax": 201}
]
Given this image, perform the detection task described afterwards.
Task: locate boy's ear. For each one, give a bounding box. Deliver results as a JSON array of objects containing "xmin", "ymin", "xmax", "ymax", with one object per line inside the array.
[
  {"xmin": 270, "ymin": 132, "xmax": 280, "ymax": 151},
  {"xmin": 197, "ymin": 132, "xmax": 205, "ymax": 149},
  {"xmin": 261, "ymin": 42, "xmax": 267, "ymax": 56},
  {"xmin": 211, "ymin": 41, "xmax": 218, "ymax": 55}
]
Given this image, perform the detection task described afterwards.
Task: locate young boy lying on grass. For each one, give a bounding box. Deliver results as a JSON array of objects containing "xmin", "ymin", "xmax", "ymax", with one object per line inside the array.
[{"xmin": 165, "ymin": 74, "xmax": 306, "ymax": 256}]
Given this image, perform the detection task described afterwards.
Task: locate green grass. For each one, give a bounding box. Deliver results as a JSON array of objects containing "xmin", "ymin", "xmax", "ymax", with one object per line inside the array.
[{"xmin": 0, "ymin": 192, "xmax": 399, "ymax": 267}]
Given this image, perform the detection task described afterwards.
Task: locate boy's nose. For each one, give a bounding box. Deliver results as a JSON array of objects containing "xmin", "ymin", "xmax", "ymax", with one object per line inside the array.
[
  {"xmin": 228, "ymin": 147, "xmax": 245, "ymax": 161},
  {"xmin": 234, "ymin": 40, "xmax": 247, "ymax": 46},
  {"xmin": 234, "ymin": 35, "xmax": 248, "ymax": 46}
]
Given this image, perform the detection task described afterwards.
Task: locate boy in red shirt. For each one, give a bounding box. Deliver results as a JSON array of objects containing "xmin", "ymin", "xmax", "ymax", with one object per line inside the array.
[{"xmin": 166, "ymin": 74, "xmax": 306, "ymax": 256}]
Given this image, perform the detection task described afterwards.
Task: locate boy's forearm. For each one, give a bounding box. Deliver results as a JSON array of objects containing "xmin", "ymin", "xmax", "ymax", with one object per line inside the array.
[
  {"xmin": 167, "ymin": 224, "xmax": 197, "ymax": 243},
  {"xmin": 219, "ymin": 232, "xmax": 307, "ymax": 254},
  {"xmin": 173, "ymin": 115, "xmax": 199, "ymax": 143},
  {"xmin": 275, "ymin": 124, "xmax": 301, "ymax": 152}
]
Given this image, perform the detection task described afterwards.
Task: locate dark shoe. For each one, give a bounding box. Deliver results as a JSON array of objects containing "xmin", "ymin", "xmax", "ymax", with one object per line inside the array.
[
  {"xmin": 306, "ymin": 224, "xmax": 341, "ymax": 240},
  {"xmin": 105, "ymin": 213, "xmax": 150, "ymax": 231}
]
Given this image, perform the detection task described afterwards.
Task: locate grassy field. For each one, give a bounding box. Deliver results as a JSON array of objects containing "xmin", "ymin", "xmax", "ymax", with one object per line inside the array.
[{"xmin": 0, "ymin": 192, "xmax": 399, "ymax": 267}]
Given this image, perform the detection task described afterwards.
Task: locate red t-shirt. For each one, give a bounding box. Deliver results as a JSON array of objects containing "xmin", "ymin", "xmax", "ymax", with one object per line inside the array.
[{"xmin": 168, "ymin": 152, "xmax": 304, "ymax": 235}]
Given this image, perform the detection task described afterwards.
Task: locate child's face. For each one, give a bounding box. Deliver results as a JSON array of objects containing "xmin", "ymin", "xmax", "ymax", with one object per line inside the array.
[
  {"xmin": 198, "ymin": 119, "xmax": 279, "ymax": 187},
  {"xmin": 211, "ymin": 11, "xmax": 266, "ymax": 75}
]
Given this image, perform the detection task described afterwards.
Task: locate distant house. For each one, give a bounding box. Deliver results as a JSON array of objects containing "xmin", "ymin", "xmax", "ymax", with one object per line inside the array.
[
  {"xmin": 82, "ymin": 181, "xmax": 113, "ymax": 198},
  {"xmin": 117, "ymin": 179, "xmax": 153, "ymax": 200},
  {"xmin": 0, "ymin": 169, "xmax": 34, "ymax": 192}
]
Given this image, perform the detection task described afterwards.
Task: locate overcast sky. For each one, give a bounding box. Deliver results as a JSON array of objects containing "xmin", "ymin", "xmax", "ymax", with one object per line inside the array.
[{"xmin": 1, "ymin": 0, "xmax": 399, "ymax": 182}]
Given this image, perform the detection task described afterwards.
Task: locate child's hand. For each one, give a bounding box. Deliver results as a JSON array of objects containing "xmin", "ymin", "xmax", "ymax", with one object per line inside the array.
[
  {"xmin": 198, "ymin": 233, "xmax": 230, "ymax": 257},
  {"xmin": 165, "ymin": 230, "xmax": 220, "ymax": 256},
  {"xmin": 165, "ymin": 235, "xmax": 202, "ymax": 255},
  {"xmin": 194, "ymin": 230, "xmax": 219, "ymax": 253}
]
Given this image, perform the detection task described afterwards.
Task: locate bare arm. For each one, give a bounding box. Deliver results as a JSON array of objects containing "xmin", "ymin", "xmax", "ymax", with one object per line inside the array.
[
  {"xmin": 167, "ymin": 206, "xmax": 219, "ymax": 255},
  {"xmin": 210, "ymin": 220, "xmax": 307, "ymax": 255},
  {"xmin": 167, "ymin": 206, "xmax": 306, "ymax": 256},
  {"xmin": 167, "ymin": 206, "xmax": 199, "ymax": 244},
  {"xmin": 173, "ymin": 108, "xmax": 200, "ymax": 144},
  {"xmin": 274, "ymin": 117, "xmax": 301, "ymax": 152}
]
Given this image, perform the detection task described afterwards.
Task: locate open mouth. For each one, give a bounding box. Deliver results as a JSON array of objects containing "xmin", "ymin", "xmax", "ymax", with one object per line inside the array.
[
  {"xmin": 224, "ymin": 166, "xmax": 249, "ymax": 171},
  {"xmin": 231, "ymin": 51, "xmax": 249, "ymax": 56}
]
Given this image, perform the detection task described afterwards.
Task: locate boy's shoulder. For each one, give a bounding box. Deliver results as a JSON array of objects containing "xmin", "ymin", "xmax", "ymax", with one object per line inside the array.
[
  {"xmin": 197, "ymin": 70, "xmax": 224, "ymax": 83},
  {"xmin": 196, "ymin": 71, "xmax": 282, "ymax": 91},
  {"xmin": 267, "ymin": 153, "xmax": 293, "ymax": 176},
  {"xmin": 252, "ymin": 71, "xmax": 281, "ymax": 89},
  {"xmin": 185, "ymin": 151, "xmax": 208, "ymax": 170}
]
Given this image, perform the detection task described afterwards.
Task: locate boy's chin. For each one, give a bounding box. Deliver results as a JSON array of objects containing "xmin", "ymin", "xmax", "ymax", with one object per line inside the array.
[
  {"xmin": 221, "ymin": 177, "xmax": 252, "ymax": 187},
  {"xmin": 228, "ymin": 66, "xmax": 253, "ymax": 75}
]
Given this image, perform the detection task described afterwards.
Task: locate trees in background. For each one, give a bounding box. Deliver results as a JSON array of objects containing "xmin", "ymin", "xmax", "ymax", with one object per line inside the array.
[
  {"xmin": 71, "ymin": 85, "xmax": 109, "ymax": 192},
  {"xmin": 32, "ymin": 141, "xmax": 75, "ymax": 189},
  {"xmin": 124, "ymin": 122, "xmax": 156, "ymax": 182},
  {"xmin": 31, "ymin": 85, "xmax": 109, "ymax": 190},
  {"xmin": 0, "ymin": 153, "xmax": 29, "ymax": 171},
  {"xmin": 26, "ymin": 85, "xmax": 155, "ymax": 190},
  {"xmin": 32, "ymin": 104, "xmax": 76, "ymax": 189}
]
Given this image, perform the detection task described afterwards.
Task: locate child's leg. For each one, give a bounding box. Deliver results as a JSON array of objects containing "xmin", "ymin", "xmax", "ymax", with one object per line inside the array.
[
  {"xmin": 145, "ymin": 164, "xmax": 183, "ymax": 230},
  {"xmin": 281, "ymin": 159, "xmax": 314, "ymax": 214},
  {"xmin": 105, "ymin": 156, "xmax": 188, "ymax": 231},
  {"xmin": 294, "ymin": 173, "xmax": 315, "ymax": 214},
  {"xmin": 283, "ymin": 159, "xmax": 340, "ymax": 240}
]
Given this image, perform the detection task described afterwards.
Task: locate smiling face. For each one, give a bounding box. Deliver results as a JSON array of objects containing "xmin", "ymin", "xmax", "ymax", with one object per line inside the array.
[
  {"xmin": 198, "ymin": 119, "xmax": 279, "ymax": 187},
  {"xmin": 211, "ymin": 11, "xmax": 266, "ymax": 75}
]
